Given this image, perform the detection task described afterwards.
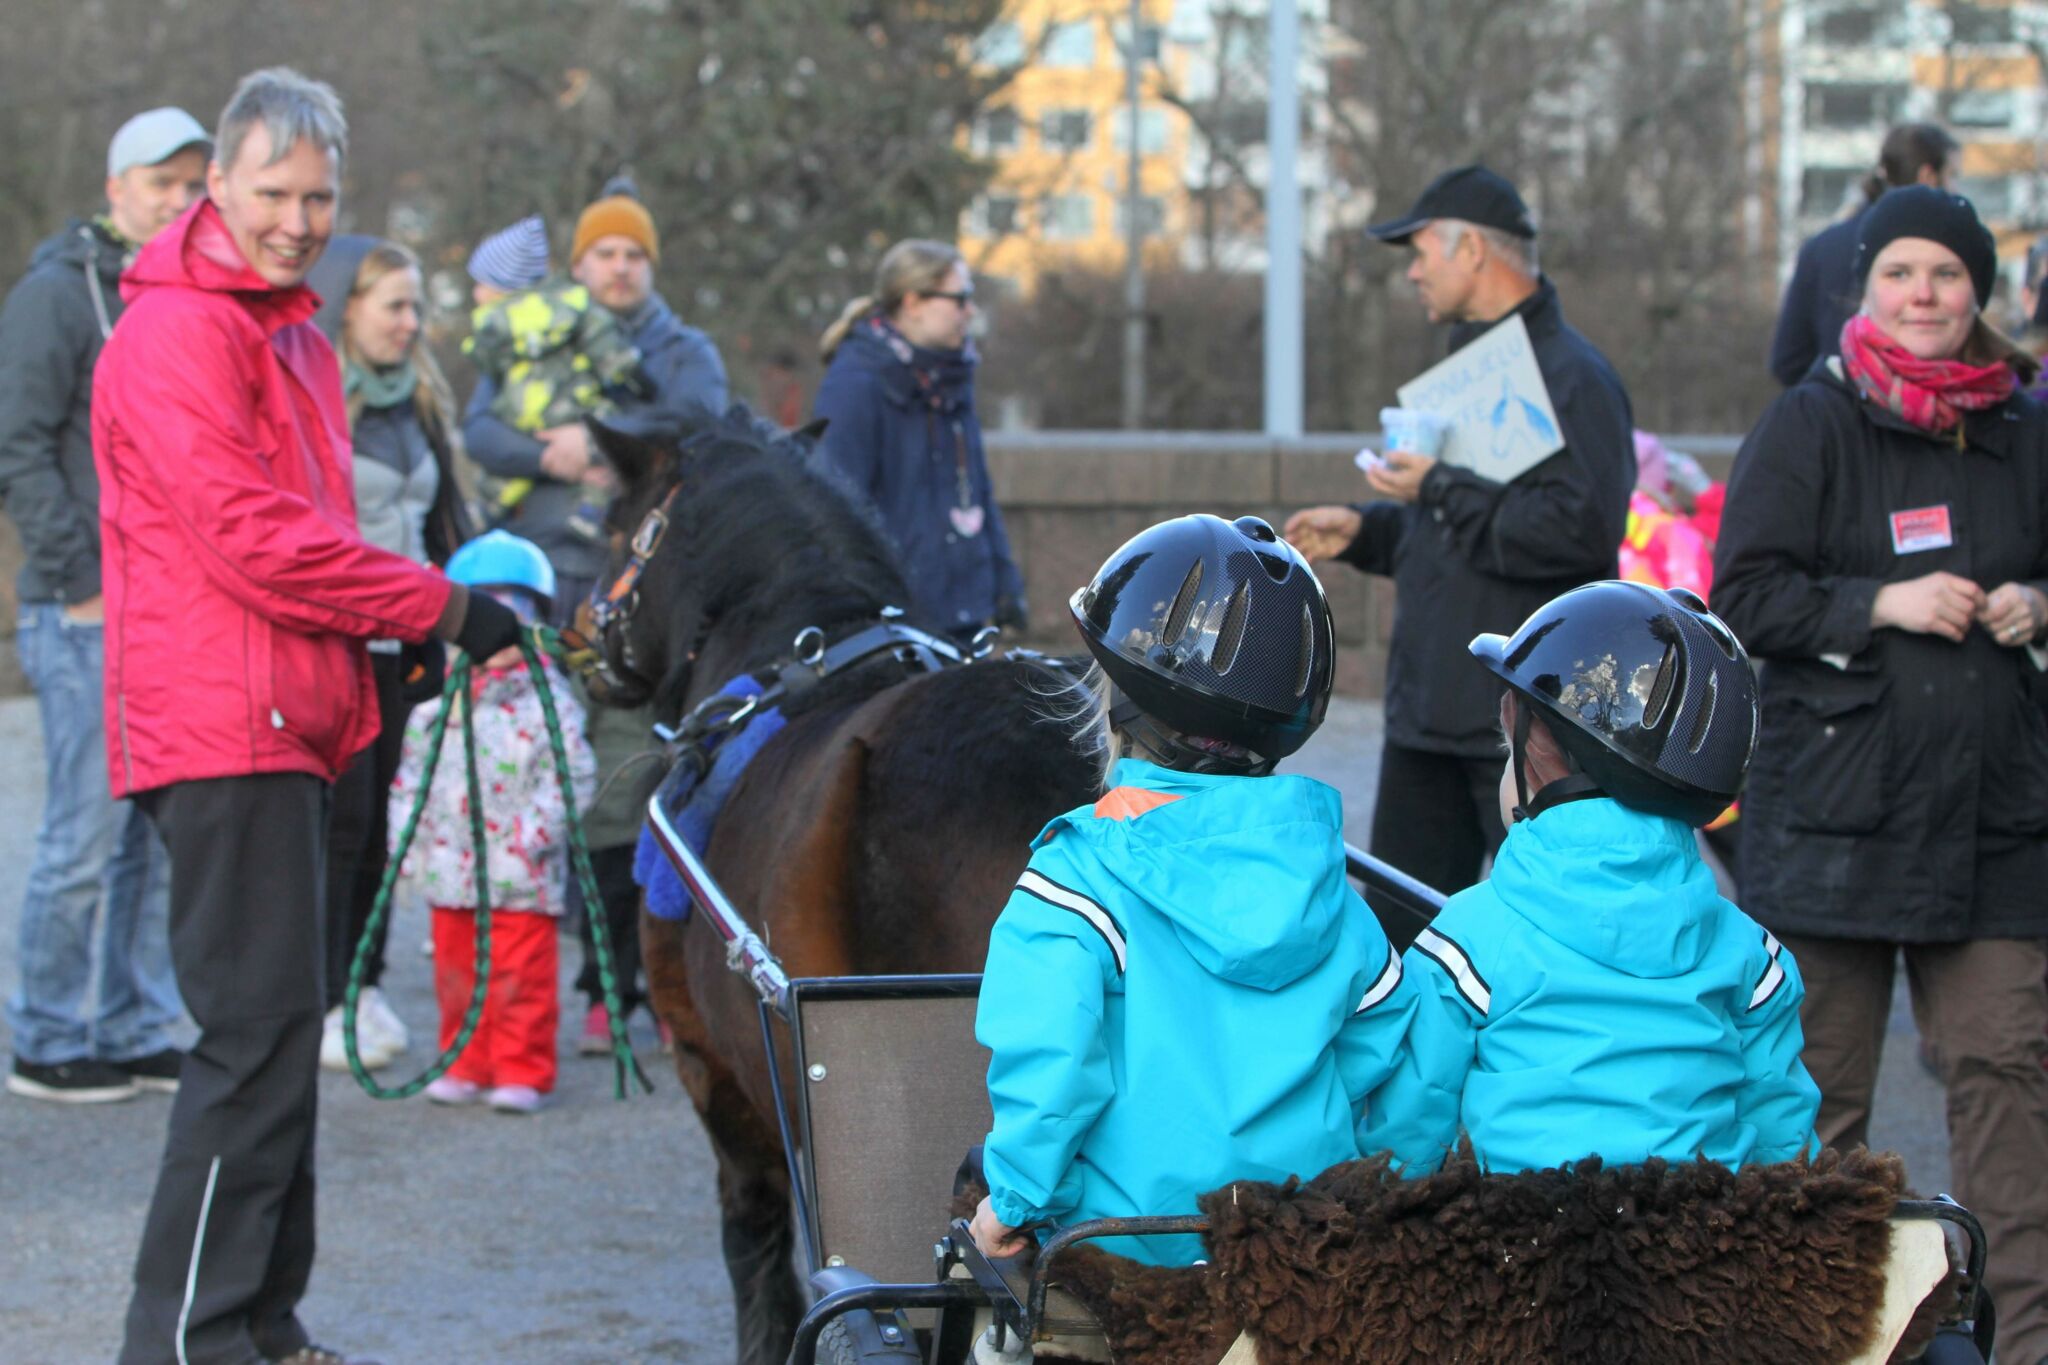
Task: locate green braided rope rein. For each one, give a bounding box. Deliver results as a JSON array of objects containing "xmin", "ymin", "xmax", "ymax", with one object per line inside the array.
[{"xmin": 343, "ymin": 624, "xmax": 655, "ymax": 1101}]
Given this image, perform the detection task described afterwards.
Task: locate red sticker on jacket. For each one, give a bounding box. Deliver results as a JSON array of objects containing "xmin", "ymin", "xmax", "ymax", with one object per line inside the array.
[{"xmin": 1889, "ymin": 505, "xmax": 1952, "ymax": 555}]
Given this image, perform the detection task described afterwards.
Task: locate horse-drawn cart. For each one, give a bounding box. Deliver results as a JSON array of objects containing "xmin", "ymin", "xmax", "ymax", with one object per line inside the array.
[
  {"xmin": 644, "ymin": 780, "xmax": 1992, "ymax": 1365},
  {"xmin": 579, "ymin": 412, "xmax": 1992, "ymax": 1364}
]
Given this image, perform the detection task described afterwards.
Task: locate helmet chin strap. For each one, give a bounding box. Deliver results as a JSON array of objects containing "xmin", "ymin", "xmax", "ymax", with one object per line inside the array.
[{"xmin": 1509, "ymin": 700, "xmax": 1606, "ymax": 822}]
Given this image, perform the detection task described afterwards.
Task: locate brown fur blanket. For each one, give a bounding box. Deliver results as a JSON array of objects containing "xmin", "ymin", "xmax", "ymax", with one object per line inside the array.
[{"xmin": 967, "ymin": 1149, "xmax": 1951, "ymax": 1365}]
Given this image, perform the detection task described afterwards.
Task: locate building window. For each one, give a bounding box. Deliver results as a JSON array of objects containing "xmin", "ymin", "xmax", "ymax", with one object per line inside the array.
[
  {"xmin": 1947, "ymin": 88, "xmax": 2014, "ymax": 129},
  {"xmin": 975, "ymin": 22, "xmax": 1025, "ymax": 68},
  {"xmin": 1114, "ymin": 195, "xmax": 1167, "ymax": 238},
  {"xmin": 1949, "ymin": 4, "xmax": 2015, "ymax": 45},
  {"xmin": 1043, "ymin": 20, "xmax": 1097, "ymax": 68},
  {"xmin": 1806, "ymin": 82, "xmax": 1901, "ymax": 129},
  {"xmin": 1211, "ymin": 99, "xmax": 1268, "ymax": 148},
  {"xmin": 969, "ymin": 193, "xmax": 1022, "ymax": 237},
  {"xmin": 1957, "ymin": 175, "xmax": 2012, "ymax": 220},
  {"xmin": 1114, "ymin": 21, "xmax": 1163, "ymax": 62},
  {"xmin": 1801, "ymin": 167, "xmax": 1859, "ymax": 218},
  {"xmin": 1112, "ymin": 106, "xmax": 1169, "ymax": 154},
  {"xmin": 1040, "ymin": 194, "xmax": 1096, "ymax": 240},
  {"xmin": 1816, "ymin": 6, "xmax": 1881, "ymax": 45},
  {"xmin": 974, "ymin": 107, "xmax": 1020, "ymax": 154},
  {"xmin": 1040, "ymin": 109, "xmax": 1094, "ymax": 153}
]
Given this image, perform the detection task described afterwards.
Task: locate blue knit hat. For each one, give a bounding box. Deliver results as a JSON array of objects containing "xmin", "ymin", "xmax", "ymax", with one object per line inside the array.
[{"xmin": 467, "ymin": 215, "xmax": 551, "ymax": 291}]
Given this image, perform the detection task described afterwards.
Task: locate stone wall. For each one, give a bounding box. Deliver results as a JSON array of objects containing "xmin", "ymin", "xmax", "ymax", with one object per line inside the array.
[
  {"xmin": 987, "ymin": 432, "xmax": 1740, "ymax": 699},
  {"xmin": 0, "ymin": 433, "xmax": 1739, "ymax": 700}
]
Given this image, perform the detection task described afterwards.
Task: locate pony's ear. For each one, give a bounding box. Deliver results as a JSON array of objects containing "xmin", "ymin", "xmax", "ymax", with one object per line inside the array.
[{"xmin": 588, "ymin": 419, "xmax": 672, "ymax": 493}]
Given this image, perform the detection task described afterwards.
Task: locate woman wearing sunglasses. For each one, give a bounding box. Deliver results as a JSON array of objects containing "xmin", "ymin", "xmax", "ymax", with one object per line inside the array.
[{"xmin": 813, "ymin": 239, "xmax": 1026, "ymax": 644}]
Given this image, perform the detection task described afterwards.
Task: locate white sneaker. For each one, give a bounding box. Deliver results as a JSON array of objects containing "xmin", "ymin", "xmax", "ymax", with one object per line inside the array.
[
  {"xmin": 425, "ymin": 1075, "xmax": 484, "ymax": 1105},
  {"xmin": 486, "ymin": 1084, "xmax": 546, "ymax": 1115},
  {"xmin": 320, "ymin": 1005, "xmax": 396, "ymax": 1073},
  {"xmin": 357, "ymin": 986, "xmax": 411, "ymax": 1056}
]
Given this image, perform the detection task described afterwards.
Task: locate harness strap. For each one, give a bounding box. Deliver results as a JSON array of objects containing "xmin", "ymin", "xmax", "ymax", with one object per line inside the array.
[{"xmin": 775, "ymin": 619, "xmax": 965, "ymax": 698}]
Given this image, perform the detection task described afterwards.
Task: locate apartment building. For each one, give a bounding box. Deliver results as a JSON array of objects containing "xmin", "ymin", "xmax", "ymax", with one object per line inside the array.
[
  {"xmin": 1766, "ymin": 0, "xmax": 2046, "ymax": 292},
  {"xmin": 959, "ymin": 1, "xmax": 1336, "ymax": 292},
  {"xmin": 960, "ymin": 0, "xmax": 1188, "ymax": 292}
]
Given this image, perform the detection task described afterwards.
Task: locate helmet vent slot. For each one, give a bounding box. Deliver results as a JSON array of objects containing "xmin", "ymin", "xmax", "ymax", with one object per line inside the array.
[
  {"xmin": 1295, "ymin": 600, "xmax": 1316, "ymax": 697},
  {"xmin": 1162, "ymin": 560, "xmax": 1203, "ymax": 647},
  {"xmin": 1686, "ymin": 668, "xmax": 1719, "ymax": 755},
  {"xmin": 1642, "ymin": 643, "xmax": 1680, "ymax": 731},
  {"xmin": 1212, "ymin": 582, "xmax": 1252, "ymax": 675}
]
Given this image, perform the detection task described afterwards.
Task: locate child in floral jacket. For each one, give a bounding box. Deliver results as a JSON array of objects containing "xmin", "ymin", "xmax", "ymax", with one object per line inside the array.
[{"xmin": 389, "ymin": 531, "xmax": 596, "ymax": 1113}]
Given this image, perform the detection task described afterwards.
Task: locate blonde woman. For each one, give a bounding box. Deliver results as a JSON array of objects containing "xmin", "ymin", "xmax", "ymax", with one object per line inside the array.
[
  {"xmin": 308, "ymin": 236, "xmax": 475, "ymax": 1071},
  {"xmin": 813, "ymin": 239, "xmax": 1025, "ymax": 639}
]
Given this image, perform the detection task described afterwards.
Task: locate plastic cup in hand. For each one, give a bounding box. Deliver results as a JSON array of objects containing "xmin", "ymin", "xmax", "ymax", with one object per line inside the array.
[{"xmin": 1379, "ymin": 407, "xmax": 1450, "ymax": 458}]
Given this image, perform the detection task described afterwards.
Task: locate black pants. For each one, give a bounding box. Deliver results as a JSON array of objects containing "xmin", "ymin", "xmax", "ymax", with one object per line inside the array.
[
  {"xmin": 575, "ymin": 843, "xmax": 645, "ymax": 1015},
  {"xmin": 322, "ymin": 651, "xmax": 406, "ymax": 1006},
  {"xmin": 124, "ymin": 773, "xmax": 328, "ymax": 1365},
  {"xmin": 1369, "ymin": 741, "xmax": 1506, "ymax": 897}
]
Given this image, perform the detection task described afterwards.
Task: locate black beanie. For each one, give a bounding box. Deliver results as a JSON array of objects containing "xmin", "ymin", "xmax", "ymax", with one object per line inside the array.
[{"xmin": 1852, "ymin": 185, "xmax": 1998, "ymax": 308}]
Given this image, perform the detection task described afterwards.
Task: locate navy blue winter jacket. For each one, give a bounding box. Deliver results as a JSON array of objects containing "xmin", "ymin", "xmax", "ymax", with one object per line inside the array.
[
  {"xmin": 1768, "ymin": 210, "xmax": 1866, "ymax": 387},
  {"xmin": 811, "ymin": 320, "xmax": 1025, "ymax": 634}
]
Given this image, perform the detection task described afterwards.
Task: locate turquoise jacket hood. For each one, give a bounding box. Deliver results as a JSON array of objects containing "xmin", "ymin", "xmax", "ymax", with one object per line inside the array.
[
  {"xmin": 1057, "ymin": 759, "xmax": 1351, "ymax": 991},
  {"xmin": 1488, "ymin": 796, "xmax": 1720, "ymax": 979},
  {"xmin": 977, "ymin": 758, "xmax": 1413, "ymax": 1265}
]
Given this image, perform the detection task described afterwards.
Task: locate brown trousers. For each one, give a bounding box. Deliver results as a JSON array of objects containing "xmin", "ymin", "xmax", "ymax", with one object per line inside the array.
[{"xmin": 1782, "ymin": 934, "xmax": 2048, "ymax": 1363}]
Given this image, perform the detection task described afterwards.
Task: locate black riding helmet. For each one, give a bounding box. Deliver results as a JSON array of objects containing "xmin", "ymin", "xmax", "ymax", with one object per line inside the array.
[
  {"xmin": 1470, "ymin": 581, "xmax": 1758, "ymax": 827},
  {"xmin": 1071, "ymin": 514, "xmax": 1335, "ymax": 773}
]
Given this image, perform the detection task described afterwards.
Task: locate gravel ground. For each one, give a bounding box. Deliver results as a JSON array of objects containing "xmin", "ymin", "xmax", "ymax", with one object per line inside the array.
[{"xmin": 0, "ymin": 694, "xmax": 1951, "ymax": 1363}]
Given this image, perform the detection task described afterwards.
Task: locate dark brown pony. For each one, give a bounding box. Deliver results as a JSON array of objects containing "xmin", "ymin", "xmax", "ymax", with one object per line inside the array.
[{"xmin": 584, "ymin": 409, "xmax": 1100, "ymax": 1365}]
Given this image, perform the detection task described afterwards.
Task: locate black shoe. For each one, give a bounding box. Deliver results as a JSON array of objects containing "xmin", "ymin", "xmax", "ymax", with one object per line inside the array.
[
  {"xmin": 109, "ymin": 1048, "xmax": 183, "ymax": 1093},
  {"xmin": 6, "ymin": 1056, "xmax": 141, "ymax": 1104}
]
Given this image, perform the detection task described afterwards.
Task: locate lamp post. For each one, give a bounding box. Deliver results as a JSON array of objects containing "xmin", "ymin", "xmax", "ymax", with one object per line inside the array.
[
  {"xmin": 1121, "ymin": 0, "xmax": 1147, "ymax": 429},
  {"xmin": 1264, "ymin": 0, "xmax": 1303, "ymax": 436}
]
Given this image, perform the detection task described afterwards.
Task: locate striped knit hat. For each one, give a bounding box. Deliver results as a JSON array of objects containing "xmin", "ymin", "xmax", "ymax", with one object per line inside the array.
[{"xmin": 467, "ymin": 215, "xmax": 551, "ymax": 291}]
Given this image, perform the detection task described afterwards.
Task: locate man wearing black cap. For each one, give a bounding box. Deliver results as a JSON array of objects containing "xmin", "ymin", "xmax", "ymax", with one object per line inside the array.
[{"xmin": 1286, "ymin": 164, "xmax": 1635, "ymax": 895}]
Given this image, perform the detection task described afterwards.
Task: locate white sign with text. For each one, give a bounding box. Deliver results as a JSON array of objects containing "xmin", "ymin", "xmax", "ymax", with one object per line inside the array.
[{"xmin": 1395, "ymin": 314, "xmax": 1564, "ymax": 485}]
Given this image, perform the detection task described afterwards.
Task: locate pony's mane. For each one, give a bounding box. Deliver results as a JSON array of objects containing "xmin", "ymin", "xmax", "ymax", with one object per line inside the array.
[{"xmin": 647, "ymin": 405, "xmax": 916, "ymax": 714}]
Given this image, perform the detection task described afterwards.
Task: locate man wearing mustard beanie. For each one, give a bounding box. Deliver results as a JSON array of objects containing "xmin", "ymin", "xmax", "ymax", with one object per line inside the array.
[{"xmin": 460, "ymin": 174, "xmax": 728, "ymax": 618}]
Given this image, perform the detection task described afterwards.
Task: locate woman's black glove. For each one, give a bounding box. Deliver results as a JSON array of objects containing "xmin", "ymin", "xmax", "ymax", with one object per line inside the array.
[
  {"xmin": 396, "ymin": 638, "xmax": 448, "ymax": 704},
  {"xmin": 453, "ymin": 591, "xmax": 524, "ymax": 661}
]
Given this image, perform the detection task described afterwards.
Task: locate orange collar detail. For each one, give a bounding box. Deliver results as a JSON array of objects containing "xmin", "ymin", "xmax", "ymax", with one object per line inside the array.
[{"xmin": 1092, "ymin": 787, "xmax": 1184, "ymax": 822}]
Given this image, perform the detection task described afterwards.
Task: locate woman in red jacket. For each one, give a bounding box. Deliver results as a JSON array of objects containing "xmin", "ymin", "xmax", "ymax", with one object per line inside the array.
[{"xmin": 93, "ymin": 68, "xmax": 519, "ymax": 1365}]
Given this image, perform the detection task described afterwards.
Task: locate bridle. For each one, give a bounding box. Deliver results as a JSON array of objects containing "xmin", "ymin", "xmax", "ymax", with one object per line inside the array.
[
  {"xmin": 575, "ymin": 481, "xmax": 683, "ymax": 699},
  {"xmin": 570, "ymin": 465, "xmax": 1013, "ymax": 731}
]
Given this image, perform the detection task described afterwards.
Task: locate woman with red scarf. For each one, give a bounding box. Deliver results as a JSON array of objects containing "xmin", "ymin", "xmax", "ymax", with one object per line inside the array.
[{"xmin": 1714, "ymin": 185, "xmax": 2048, "ymax": 1359}]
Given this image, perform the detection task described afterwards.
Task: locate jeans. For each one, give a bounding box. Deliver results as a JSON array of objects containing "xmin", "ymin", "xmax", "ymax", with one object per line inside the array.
[{"xmin": 5, "ymin": 602, "xmax": 179, "ymax": 1064}]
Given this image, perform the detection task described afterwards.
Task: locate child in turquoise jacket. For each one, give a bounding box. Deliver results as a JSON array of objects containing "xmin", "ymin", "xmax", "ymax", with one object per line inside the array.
[
  {"xmin": 970, "ymin": 515, "xmax": 1416, "ymax": 1267},
  {"xmin": 1360, "ymin": 581, "xmax": 1821, "ymax": 1176}
]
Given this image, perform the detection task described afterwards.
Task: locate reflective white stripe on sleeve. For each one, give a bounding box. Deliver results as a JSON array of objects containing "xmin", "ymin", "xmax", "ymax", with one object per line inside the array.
[
  {"xmin": 1749, "ymin": 929, "xmax": 1786, "ymax": 1011},
  {"xmin": 1017, "ymin": 869, "xmax": 1127, "ymax": 972},
  {"xmin": 1413, "ymin": 927, "xmax": 1491, "ymax": 1016},
  {"xmin": 1354, "ymin": 942, "xmax": 1403, "ymax": 1014}
]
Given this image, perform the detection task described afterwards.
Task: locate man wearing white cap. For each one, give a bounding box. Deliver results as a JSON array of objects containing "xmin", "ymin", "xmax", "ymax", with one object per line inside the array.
[{"xmin": 0, "ymin": 105, "xmax": 210, "ymax": 1104}]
